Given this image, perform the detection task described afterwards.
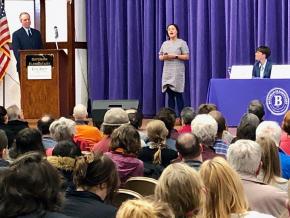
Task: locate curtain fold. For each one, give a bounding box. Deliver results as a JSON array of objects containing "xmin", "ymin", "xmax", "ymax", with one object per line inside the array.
[{"xmin": 86, "ymin": 0, "xmax": 290, "ymax": 116}]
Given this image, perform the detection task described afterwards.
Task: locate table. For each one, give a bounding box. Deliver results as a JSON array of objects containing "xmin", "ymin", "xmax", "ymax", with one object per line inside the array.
[{"xmin": 207, "ymin": 79, "xmax": 290, "ymax": 126}]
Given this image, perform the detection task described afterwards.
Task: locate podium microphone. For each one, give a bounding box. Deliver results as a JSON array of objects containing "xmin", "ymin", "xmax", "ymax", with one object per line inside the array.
[{"xmin": 54, "ymin": 26, "xmax": 59, "ymax": 49}]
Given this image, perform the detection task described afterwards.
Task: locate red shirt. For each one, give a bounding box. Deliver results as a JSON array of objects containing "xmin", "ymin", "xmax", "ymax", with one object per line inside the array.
[
  {"xmin": 280, "ymin": 131, "xmax": 290, "ymax": 155},
  {"xmin": 178, "ymin": 125, "xmax": 192, "ymax": 134}
]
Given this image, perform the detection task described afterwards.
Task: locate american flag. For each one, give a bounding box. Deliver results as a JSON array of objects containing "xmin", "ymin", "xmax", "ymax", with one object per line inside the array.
[{"xmin": 0, "ymin": 0, "xmax": 11, "ymax": 80}]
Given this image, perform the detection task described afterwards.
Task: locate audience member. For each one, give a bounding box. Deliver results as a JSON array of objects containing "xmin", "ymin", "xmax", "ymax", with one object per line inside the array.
[
  {"xmin": 47, "ymin": 140, "xmax": 81, "ymax": 191},
  {"xmin": 200, "ymin": 157, "xmax": 274, "ymax": 218},
  {"xmin": 47, "ymin": 117, "xmax": 76, "ymax": 156},
  {"xmin": 248, "ymin": 99, "xmax": 265, "ymax": 123},
  {"xmin": 126, "ymin": 108, "xmax": 148, "ymax": 142},
  {"xmin": 280, "ymin": 110, "xmax": 290, "ymax": 155},
  {"xmin": 62, "ymin": 153, "xmax": 118, "ymax": 218},
  {"xmin": 197, "ymin": 103, "xmax": 217, "ymax": 114},
  {"xmin": 191, "ymin": 114, "xmax": 219, "ymax": 161},
  {"xmin": 0, "ymin": 106, "xmax": 8, "ymax": 125},
  {"xmin": 154, "ymin": 163, "xmax": 204, "ymax": 218},
  {"xmin": 9, "ymin": 128, "xmax": 45, "ymax": 159},
  {"xmin": 175, "ymin": 133, "xmax": 202, "ymax": 170},
  {"xmin": 255, "ymin": 120, "xmax": 290, "ymax": 180},
  {"xmin": 92, "ymin": 108, "xmax": 129, "ymax": 153},
  {"xmin": 126, "ymin": 108, "xmax": 147, "ymax": 147},
  {"xmin": 227, "ymin": 139, "xmax": 287, "ymax": 217},
  {"xmin": 0, "ymin": 129, "xmax": 9, "ymax": 167},
  {"xmin": 256, "ymin": 136, "xmax": 288, "ymax": 191},
  {"xmin": 37, "ymin": 115, "xmax": 57, "ymax": 149},
  {"xmin": 209, "ymin": 110, "xmax": 228, "ymax": 156},
  {"xmin": 233, "ymin": 113, "xmax": 260, "ymax": 142},
  {"xmin": 116, "ymin": 198, "xmax": 174, "ymax": 218},
  {"xmin": 73, "ymin": 104, "xmax": 103, "ymax": 150},
  {"xmin": 138, "ymin": 120, "xmax": 177, "ymax": 178},
  {"xmin": 0, "ymin": 152, "xmax": 67, "ymax": 217},
  {"xmin": 155, "ymin": 107, "xmax": 178, "ymax": 150},
  {"xmin": 105, "ymin": 124, "xmax": 143, "ymax": 184},
  {"xmin": 178, "ymin": 107, "xmax": 195, "ymax": 134},
  {"xmin": 5, "ymin": 105, "xmax": 29, "ymax": 148}
]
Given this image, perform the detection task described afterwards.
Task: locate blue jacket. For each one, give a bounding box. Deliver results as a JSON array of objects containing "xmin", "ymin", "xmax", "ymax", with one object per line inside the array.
[
  {"xmin": 279, "ymin": 149, "xmax": 290, "ymax": 179},
  {"xmin": 252, "ymin": 60, "xmax": 272, "ymax": 78},
  {"xmin": 12, "ymin": 27, "xmax": 43, "ymax": 71}
]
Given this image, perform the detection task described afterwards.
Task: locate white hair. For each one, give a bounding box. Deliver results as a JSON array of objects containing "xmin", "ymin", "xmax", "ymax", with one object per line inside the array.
[
  {"xmin": 191, "ymin": 114, "xmax": 217, "ymax": 147},
  {"xmin": 49, "ymin": 117, "xmax": 76, "ymax": 141},
  {"xmin": 256, "ymin": 121, "xmax": 282, "ymax": 146},
  {"xmin": 227, "ymin": 139, "xmax": 262, "ymax": 175},
  {"xmin": 73, "ymin": 104, "xmax": 87, "ymax": 120},
  {"xmin": 6, "ymin": 105, "xmax": 21, "ymax": 121}
]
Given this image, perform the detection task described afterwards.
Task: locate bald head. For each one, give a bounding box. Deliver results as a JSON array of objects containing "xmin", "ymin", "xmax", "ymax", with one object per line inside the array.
[{"xmin": 176, "ymin": 133, "xmax": 201, "ymax": 159}]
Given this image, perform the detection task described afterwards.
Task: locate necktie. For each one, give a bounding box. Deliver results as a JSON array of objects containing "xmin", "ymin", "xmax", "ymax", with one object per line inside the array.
[
  {"xmin": 28, "ymin": 29, "xmax": 32, "ymax": 37},
  {"xmin": 260, "ymin": 65, "xmax": 264, "ymax": 78}
]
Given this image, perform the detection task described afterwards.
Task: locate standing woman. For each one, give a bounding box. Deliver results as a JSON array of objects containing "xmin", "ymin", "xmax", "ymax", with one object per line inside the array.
[{"xmin": 159, "ymin": 24, "xmax": 189, "ymax": 116}]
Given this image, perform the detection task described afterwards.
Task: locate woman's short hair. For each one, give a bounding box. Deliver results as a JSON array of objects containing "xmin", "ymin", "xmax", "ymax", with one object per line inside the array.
[
  {"xmin": 256, "ymin": 136, "xmax": 281, "ymax": 183},
  {"xmin": 154, "ymin": 163, "xmax": 204, "ymax": 217},
  {"xmin": 49, "ymin": 117, "xmax": 76, "ymax": 141},
  {"xmin": 166, "ymin": 23, "xmax": 180, "ymax": 38},
  {"xmin": 256, "ymin": 121, "xmax": 281, "ymax": 146},
  {"xmin": 126, "ymin": 108, "xmax": 144, "ymax": 129},
  {"xmin": 10, "ymin": 128, "xmax": 45, "ymax": 159},
  {"xmin": 0, "ymin": 152, "xmax": 63, "ymax": 217},
  {"xmin": 73, "ymin": 153, "xmax": 119, "ymax": 201},
  {"xmin": 197, "ymin": 103, "xmax": 217, "ymax": 114},
  {"xmin": 155, "ymin": 107, "xmax": 176, "ymax": 137},
  {"xmin": 236, "ymin": 113, "xmax": 260, "ymax": 141},
  {"xmin": 247, "ymin": 99, "xmax": 265, "ymax": 122},
  {"xmin": 191, "ymin": 114, "xmax": 217, "ymax": 147},
  {"xmin": 110, "ymin": 124, "xmax": 141, "ymax": 155},
  {"xmin": 116, "ymin": 198, "xmax": 174, "ymax": 218},
  {"xmin": 227, "ymin": 139, "xmax": 262, "ymax": 175},
  {"xmin": 52, "ymin": 140, "xmax": 81, "ymax": 158},
  {"xmin": 282, "ymin": 111, "xmax": 290, "ymax": 135},
  {"xmin": 200, "ymin": 157, "xmax": 248, "ymax": 217},
  {"xmin": 180, "ymin": 107, "xmax": 196, "ymax": 125}
]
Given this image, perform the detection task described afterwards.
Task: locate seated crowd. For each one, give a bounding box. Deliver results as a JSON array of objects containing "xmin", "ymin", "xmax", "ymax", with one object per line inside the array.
[{"xmin": 0, "ymin": 102, "xmax": 290, "ymax": 218}]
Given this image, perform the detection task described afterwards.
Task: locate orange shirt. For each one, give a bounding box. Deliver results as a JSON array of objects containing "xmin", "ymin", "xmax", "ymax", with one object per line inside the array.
[{"xmin": 74, "ymin": 124, "xmax": 103, "ymax": 145}]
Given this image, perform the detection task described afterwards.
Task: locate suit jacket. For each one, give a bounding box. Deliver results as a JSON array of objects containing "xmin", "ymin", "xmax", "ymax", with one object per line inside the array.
[
  {"xmin": 12, "ymin": 27, "xmax": 43, "ymax": 71},
  {"xmin": 252, "ymin": 60, "xmax": 272, "ymax": 78},
  {"xmin": 239, "ymin": 173, "xmax": 287, "ymax": 217}
]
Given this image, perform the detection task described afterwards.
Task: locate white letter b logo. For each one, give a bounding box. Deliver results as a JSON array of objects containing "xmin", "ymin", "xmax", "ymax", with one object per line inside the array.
[{"xmin": 274, "ymin": 96, "xmax": 283, "ymax": 106}]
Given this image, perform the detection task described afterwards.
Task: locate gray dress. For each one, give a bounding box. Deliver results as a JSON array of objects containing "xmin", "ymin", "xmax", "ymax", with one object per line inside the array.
[{"xmin": 159, "ymin": 39, "xmax": 189, "ymax": 93}]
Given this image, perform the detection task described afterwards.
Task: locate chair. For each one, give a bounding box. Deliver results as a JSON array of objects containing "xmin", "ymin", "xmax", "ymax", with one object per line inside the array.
[
  {"xmin": 112, "ymin": 188, "xmax": 142, "ymax": 208},
  {"xmin": 124, "ymin": 176, "xmax": 158, "ymax": 197}
]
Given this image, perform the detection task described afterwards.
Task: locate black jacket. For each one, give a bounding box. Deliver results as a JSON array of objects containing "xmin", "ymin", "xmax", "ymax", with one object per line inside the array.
[
  {"xmin": 62, "ymin": 191, "xmax": 116, "ymax": 218},
  {"xmin": 4, "ymin": 120, "xmax": 29, "ymax": 148}
]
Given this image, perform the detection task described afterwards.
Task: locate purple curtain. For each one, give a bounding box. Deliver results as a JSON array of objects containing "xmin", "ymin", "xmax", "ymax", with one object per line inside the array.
[{"xmin": 86, "ymin": 0, "xmax": 290, "ymax": 116}]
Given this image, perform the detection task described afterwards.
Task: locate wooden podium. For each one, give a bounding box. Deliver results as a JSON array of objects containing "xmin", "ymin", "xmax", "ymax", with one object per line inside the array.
[{"xmin": 19, "ymin": 49, "xmax": 70, "ymax": 119}]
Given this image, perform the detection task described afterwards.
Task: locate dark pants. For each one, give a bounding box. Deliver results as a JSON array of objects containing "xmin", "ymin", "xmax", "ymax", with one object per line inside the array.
[{"xmin": 166, "ymin": 87, "xmax": 184, "ymax": 116}]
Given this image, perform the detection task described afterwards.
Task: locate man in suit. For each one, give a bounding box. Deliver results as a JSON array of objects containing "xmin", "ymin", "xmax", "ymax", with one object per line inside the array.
[
  {"xmin": 227, "ymin": 139, "xmax": 287, "ymax": 217},
  {"xmin": 252, "ymin": 45, "xmax": 272, "ymax": 78},
  {"xmin": 12, "ymin": 12, "xmax": 43, "ymax": 73}
]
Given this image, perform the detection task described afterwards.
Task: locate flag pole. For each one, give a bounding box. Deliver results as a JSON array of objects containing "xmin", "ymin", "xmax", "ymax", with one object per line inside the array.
[{"xmin": 3, "ymin": 76, "xmax": 5, "ymax": 107}]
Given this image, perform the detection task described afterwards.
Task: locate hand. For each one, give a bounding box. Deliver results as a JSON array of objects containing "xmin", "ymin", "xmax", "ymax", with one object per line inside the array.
[
  {"xmin": 167, "ymin": 54, "xmax": 176, "ymax": 59},
  {"xmin": 163, "ymin": 54, "xmax": 176, "ymax": 60}
]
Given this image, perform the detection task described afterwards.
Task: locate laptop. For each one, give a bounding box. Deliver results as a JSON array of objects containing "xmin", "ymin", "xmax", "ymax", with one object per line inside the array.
[
  {"xmin": 271, "ymin": 65, "xmax": 290, "ymax": 79},
  {"xmin": 230, "ymin": 65, "xmax": 253, "ymax": 79}
]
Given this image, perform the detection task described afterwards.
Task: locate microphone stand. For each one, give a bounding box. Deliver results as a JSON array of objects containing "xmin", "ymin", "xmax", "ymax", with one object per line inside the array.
[
  {"xmin": 54, "ymin": 26, "xmax": 59, "ymax": 50},
  {"xmin": 55, "ymin": 38, "xmax": 59, "ymax": 50}
]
